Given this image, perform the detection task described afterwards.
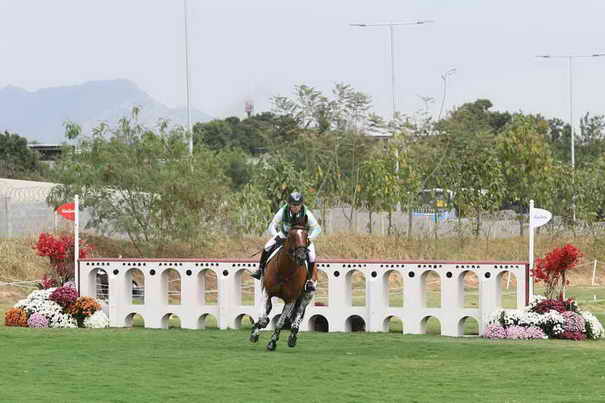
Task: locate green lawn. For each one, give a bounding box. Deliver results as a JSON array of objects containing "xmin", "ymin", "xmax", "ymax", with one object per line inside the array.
[{"xmin": 1, "ymin": 322, "xmax": 604, "ymax": 403}]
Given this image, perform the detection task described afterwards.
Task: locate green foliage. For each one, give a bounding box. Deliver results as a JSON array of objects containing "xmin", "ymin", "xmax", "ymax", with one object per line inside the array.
[
  {"xmin": 575, "ymin": 156, "xmax": 605, "ymax": 222},
  {"xmin": 228, "ymin": 183, "xmax": 274, "ymax": 236},
  {"xmin": 250, "ymin": 155, "xmax": 314, "ymax": 212},
  {"xmin": 272, "ymin": 83, "xmax": 373, "ymax": 133},
  {"xmin": 435, "ymin": 99, "xmax": 511, "ymax": 135},
  {"xmin": 193, "ymin": 114, "xmax": 270, "ymax": 155},
  {"xmin": 497, "ymin": 115, "xmax": 557, "ymax": 233},
  {"xmin": 0, "ymin": 130, "xmax": 46, "ymax": 179},
  {"xmin": 47, "ymin": 109, "xmax": 232, "ymax": 254}
]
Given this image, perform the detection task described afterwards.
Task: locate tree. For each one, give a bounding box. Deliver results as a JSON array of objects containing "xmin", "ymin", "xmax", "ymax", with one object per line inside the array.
[
  {"xmin": 272, "ymin": 83, "xmax": 373, "ymax": 133},
  {"xmin": 435, "ymin": 99, "xmax": 511, "ymax": 136},
  {"xmin": 0, "ymin": 130, "xmax": 46, "ymax": 179},
  {"xmin": 497, "ymin": 114, "xmax": 557, "ymax": 235},
  {"xmin": 577, "ymin": 113, "xmax": 605, "ymax": 168},
  {"xmin": 48, "ymin": 109, "xmax": 232, "ymax": 254},
  {"xmin": 192, "ymin": 114, "xmax": 270, "ymax": 155}
]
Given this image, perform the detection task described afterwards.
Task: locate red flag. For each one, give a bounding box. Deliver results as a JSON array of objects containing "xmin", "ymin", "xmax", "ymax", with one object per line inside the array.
[{"xmin": 56, "ymin": 202, "xmax": 76, "ymax": 221}]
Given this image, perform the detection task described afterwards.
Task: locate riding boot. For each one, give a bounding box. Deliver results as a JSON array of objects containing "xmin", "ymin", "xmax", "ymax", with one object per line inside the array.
[
  {"xmin": 304, "ymin": 261, "xmax": 317, "ymax": 292},
  {"xmin": 251, "ymin": 248, "xmax": 270, "ymax": 280}
]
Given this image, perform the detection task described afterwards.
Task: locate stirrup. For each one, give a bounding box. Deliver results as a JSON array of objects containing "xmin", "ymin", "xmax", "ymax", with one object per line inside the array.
[{"xmin": 251, "ymin": 267, "xmax": 263, "ymax": 280}]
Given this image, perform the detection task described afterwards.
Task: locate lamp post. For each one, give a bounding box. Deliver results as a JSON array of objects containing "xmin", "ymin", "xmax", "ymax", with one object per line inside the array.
[
  {"xmin": 536, "ymin": 53, "xmax": 605, "ymax": 170},
  {"xmin": 350, "ymin": 20, "xmax": 434, "ymax": 120},
  {"xmin": 537, "ymin": 53, "xmax": 604, "ymax": 221},
  {"xmin": 184, "ymin": 0, "xmax": 193, "ymax": 154},
  {"xmin": 438, "ymin": 67, "xmax": 456, "ymax": 121}
]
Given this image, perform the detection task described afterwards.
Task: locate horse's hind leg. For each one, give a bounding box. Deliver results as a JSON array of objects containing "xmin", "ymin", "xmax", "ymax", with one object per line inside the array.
[
  {"xmin": 250, "ymin": 289, "xmax": 272, "ymax": 343},
  {"xmin": 267, "ymin": 302, "xmax": 295, "ymax": 351},
  {"xmin": 288, "ymin": 291, "xmax": 314, "ymax": 348}
]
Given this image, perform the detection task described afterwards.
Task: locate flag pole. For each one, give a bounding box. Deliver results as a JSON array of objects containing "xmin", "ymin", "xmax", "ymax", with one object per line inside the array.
[
  {"xmin": 528, "ymin": 199, "xmax": 534, "ymax": 300},
  {"xmin": 75, "ymin": 194, "xmax": 80, "ymax": 293}
]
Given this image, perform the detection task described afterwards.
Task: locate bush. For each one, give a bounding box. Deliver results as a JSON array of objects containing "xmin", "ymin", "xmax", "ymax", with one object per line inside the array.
[
  {"xmin": 67, "ymin": 297, "xmax": 101, "ymax": 327},
  {"xmin": 49, "ymin": 284, "xmax": 79, "ymax": 308},
  {"xmin": 4, "ymin": 307, "xmax": 28, "ymax": 327}
]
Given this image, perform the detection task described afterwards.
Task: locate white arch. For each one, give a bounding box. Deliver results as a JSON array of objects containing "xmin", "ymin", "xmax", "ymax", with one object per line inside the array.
[
  {"xmin": 421, "ymin": 269, "xmax": 442, "ymax": 308},
  {"xmin": 345, "ymin": 315, "xmax": 366, "ymax": 332},
  {"xmin": 383, "ymin": 269, "xmax": 404, "ymax": 307},
  {"xmin": 420, "ymin": 315, "xmax": 441, "ymax": 335},
  {"xmin": 307, "ymin": 314, "xmax": 329, "ymax": 332},
  {"xmin": 198, "ymin": 313, "xmax": 217, "ymax": 329},
  {"xmin": 457, "ymin": 315, "xmax": 480, "ymax": 336},
  {"xmin": 383, "ymin": 315, "xmax": 404, "ymax": 333}
]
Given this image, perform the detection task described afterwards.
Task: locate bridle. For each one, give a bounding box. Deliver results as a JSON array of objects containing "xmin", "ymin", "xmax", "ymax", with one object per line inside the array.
[{"xmin": 286, "ymin": 225, "xmax": 309, "ymax": 266}]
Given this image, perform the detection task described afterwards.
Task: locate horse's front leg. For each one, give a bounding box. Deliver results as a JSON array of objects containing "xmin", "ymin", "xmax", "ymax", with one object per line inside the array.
[
  {"xmin": 250, "ymin": 289, "xmax": 272, "ymax": 343},
  {"xmin": 288, "ymin": 290, "xmax": 314, "ymax": 348},
  {"xmin": 267, "ymin": 302, "xmax": 295, "ymax": 351}
]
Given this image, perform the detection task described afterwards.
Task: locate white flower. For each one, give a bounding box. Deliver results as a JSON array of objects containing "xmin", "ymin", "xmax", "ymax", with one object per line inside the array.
[
  {"xmin": 16, "ymin": 298, "xmax": 63, "ymax": 319},
  {"xmin": 83, "ymin": 311, "xmax": 109, "ymax": 329},
  {"xmin": 580, "ymin": 311, "xmax": 604, "ymax": 339},
  {"xmin": 49, "ymin": 312, "xmax": 77, "ymax": 328},
  {"xmin": 518, "ymin": 311, "xmax": 543, "ymax": 327},
  {"xmin": 25, "ymin": 289, "xmax": 56, "ymax": 301},
  {"xmin": 526, "ymin": 294, "xmax": 546, "ymax": 311}
]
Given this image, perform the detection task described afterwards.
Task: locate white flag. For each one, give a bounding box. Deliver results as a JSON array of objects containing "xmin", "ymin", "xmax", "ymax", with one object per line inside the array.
[{"xmin": 531, "ymin": 208, "xmax": 552, "ymax": 228}]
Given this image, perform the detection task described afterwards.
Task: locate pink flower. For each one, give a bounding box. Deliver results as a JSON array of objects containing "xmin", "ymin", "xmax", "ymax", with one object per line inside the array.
[
  {"xmin": 27, "ymin": 313, "xmax": 49, "ymax": 328},
  {"xmin": 483, "ymin": 324, "xmax": 507, "ymax": 339}
]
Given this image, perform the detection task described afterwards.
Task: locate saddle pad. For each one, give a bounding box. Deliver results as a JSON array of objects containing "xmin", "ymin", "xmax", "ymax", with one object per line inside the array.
[{"xmin": 266, "ymin": 245, "xmax": 283, "ymax": 265}]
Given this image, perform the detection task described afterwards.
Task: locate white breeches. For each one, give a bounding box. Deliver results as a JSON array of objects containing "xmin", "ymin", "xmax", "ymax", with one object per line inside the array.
[{"xmin": 264, "ymin": 237, "xmax": 316, "ymax": 263}]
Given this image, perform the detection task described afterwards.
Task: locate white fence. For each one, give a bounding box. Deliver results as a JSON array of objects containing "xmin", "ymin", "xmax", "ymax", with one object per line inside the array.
[{"xmin": 78, "ymin": 258, "xmax": 529, "ymax": 337}]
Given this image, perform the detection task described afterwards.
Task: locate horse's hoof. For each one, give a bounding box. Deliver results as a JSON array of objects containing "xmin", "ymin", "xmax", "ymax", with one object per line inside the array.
[
  {"xmin": 249, "ymin": 333, "xmax": 259, "ymax": 343},
  {"xmin": 266, "ymin": 340, "xmax": 276, "ymax": 351},
  {"xmin": 288, "ymin": 334, "xmax": 297, "ymax": 348}
]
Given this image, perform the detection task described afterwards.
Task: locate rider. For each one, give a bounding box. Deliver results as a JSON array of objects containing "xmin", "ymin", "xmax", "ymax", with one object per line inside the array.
[{"xmin": 250, "ymin": 191, "xmax": 321, "ymax": 292}]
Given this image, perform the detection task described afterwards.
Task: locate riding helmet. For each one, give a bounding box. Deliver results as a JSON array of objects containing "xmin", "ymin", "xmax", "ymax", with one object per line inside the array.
[{"xmin": 287, "ymin": 191, "xmax": 304, "ymax": 205}]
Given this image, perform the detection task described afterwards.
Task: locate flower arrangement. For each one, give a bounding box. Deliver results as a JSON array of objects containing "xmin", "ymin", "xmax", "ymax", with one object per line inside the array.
[
  {"xmin": 33, "ymin": 232, "xmax": 93, "ymax": 286},
  {"xmin": 4, "ymin": 288, "xmax": 105, "ymax": 330},
  {"xmin": 67, "ymin": 297, "xmax": 102, "ymax": 327},
  {"xmin": 83, "ymin": 311, "xmax": 110, "ymax": 328},
  {"xmin": 531, "ymin": 244, "xmax": 581, "ymax": 300},
  {"xmin": 484, "ymin": 295, "xmax": 602, "ymax": 341},
  {"xmin": 49, "ymin": 284, "xmax": 79, "ymax": 308},
  {"xmin": 4, "ymin": 307, "xmax": 29, "ymax": 327},
  {"xmin": 27, "ymin": 313, "xmax": 49, "ymax": 328}
]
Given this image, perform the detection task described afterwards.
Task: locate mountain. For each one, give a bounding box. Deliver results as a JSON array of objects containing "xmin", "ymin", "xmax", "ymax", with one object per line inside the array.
[{"xmin": 0, "ymin": 79, "xmax": 213, "ymax": 143}]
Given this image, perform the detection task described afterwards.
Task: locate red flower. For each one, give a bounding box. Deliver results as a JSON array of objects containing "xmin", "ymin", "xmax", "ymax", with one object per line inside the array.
[
  {"xmin": 531, "ymin": 244, "xmax": 582, "ymax": 300},
  {"xmin": 33, "ymin": 232, "xmax": 93, "ymax": 286}
]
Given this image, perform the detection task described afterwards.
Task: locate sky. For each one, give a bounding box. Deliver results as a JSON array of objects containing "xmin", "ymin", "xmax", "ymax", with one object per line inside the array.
[{"xmin": 1, "ymin": 0, "xmax": 604, "ymax": 127}]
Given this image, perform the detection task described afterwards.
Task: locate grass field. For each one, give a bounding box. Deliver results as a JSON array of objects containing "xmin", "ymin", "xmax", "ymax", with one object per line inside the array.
[
  {"xmin": 2, "ymin": 302, "xmax": 605, "ymax": 403},
  {"xmin": 3, "ymin": 235, "xmax": 605, "ymax": 402},
  {"xmin": 1, "ymin": 319, "xmax": 605, "ymax": 403}
]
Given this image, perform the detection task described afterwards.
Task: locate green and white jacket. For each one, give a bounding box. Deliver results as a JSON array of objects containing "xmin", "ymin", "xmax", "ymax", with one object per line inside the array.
[{"xmin": 268, "ymin": 204, "xmax": 321, "ymax": 240}]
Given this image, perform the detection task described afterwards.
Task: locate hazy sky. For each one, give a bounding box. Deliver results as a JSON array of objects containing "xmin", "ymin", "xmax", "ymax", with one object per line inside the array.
[{"xmin": 1, "ymin": 1, "xmax": 604, "ymax": 126}]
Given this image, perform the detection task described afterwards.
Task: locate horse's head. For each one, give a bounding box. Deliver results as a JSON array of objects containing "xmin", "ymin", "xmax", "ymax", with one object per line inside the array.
[{"xmin": 286, "ymin": 225, "xmax": 309, "ymax": 266}]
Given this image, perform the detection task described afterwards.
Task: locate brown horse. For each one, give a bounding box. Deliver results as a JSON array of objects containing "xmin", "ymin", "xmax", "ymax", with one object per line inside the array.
[{"xmin": 249, "ymin": 220, "xmax": 316, "ymax": 351}]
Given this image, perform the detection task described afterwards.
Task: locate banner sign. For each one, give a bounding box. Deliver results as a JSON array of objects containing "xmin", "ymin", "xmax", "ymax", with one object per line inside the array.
[{"xmin": 56, "ymin": 202, "xmax": 76, "ymax": 221}]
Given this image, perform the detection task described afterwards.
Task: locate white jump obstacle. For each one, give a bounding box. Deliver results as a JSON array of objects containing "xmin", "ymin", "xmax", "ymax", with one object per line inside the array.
[{"xmin": 78, "ymin": 258, "xmax": 529, "ymax": 336}]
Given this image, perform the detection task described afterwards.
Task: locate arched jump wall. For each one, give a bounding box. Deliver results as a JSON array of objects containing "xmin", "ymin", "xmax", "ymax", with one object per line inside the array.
[{"xmin": 78, "ymin": 258, "xmax": 529, "ymax": 337}]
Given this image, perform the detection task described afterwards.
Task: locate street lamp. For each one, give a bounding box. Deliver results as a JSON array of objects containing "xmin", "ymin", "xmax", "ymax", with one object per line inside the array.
[
  {"xmin": 183, "ymin": 0, "xmax": 193, "ymax": 154},
  {"xmin": 536, "ymin": 53, "xmax": 605, "ymax": 169},
  {"xmin": 350, "ymin": 20, "xmax": 434, "ymax": 120},
  {"xmin": 438, "ymin": 67, "xmax": 456, "ymax": 121},
  {"xmin": 537, "ymin": 53, "xmax": 605, "ymax": 222}
]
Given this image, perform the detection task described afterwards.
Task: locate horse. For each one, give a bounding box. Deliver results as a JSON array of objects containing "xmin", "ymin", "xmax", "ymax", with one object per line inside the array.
[{"xmin": 249, "ymin": 217, "xmax": 316, "ymax": 351}]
